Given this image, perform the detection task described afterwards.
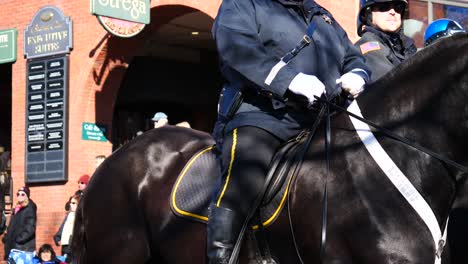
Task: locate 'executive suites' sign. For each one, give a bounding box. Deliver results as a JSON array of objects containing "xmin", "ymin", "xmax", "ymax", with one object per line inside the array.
[
  {"xmin": 25, "ymin": 55, "xmax": 69, "ymax": 183},
  {"xmin": 24, "ymin": 6, "xmax": 73, "ymax": 59}
]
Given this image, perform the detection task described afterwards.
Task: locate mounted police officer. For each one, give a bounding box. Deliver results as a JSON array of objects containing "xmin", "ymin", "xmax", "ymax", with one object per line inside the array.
[
  {"xmin": 424, "ymin": 18, "xmax": 466, "ymax": 46},
  {"xmin": 208, "ymin": 0, "xmax": 370, "ymax": 263},
  {"xmin": 355, "ymin": 0, "xmax": 417, "ymax": 82}
]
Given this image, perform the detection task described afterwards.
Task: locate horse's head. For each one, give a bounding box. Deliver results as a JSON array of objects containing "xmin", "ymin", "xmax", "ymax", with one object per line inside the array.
[
  {"xmin": 358, "ymin": 33, "xmax": 468, "ymax": 174},
  {"xmin": 333, "ymin": 35, "xmax": 468, "ymax": 260}
]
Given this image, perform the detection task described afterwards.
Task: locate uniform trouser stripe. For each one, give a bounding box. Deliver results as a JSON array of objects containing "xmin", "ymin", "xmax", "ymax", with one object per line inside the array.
[
  {"xmin": 265, "ymin": 60, "xmax": 287, "ymax": 85},
  {"xmin": 216, "ymin": 128, "xmax": 238, "ymax": 207}
]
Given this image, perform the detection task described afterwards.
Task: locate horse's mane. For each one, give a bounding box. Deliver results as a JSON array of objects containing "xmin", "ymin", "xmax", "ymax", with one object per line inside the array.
[
  {"xmin": 375, "ymin": 33, "xmax": 468, "ymax": 86},
  {"xmin": 363, "ymin": 33, "xmax": 468, "ymax": 102}
]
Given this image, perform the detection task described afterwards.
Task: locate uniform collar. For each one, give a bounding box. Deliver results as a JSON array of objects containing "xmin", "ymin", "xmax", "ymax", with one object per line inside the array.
[
  {"xmin": 276, "ymin": 0, "xmax": 327, "ymax": 16},
  {"xmin": 276, "ymin": 0, "xmax": 302, "ymax": 6},
  {"xmin": 365, "ymin": 26, "xmax": 403, "ymax": 49},
  {"xmin": 276, "ymin": 0, "xmax": 320, "ymax": 10}
]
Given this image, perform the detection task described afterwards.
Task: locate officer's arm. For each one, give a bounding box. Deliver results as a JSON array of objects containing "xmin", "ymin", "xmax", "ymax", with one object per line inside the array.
[
  {"xmin": 338, "ymin": 26, "xmax": 371, "ymax": 82},
  {"xmin": 213, "ymin": 2, "xmax": 300, "ymax": 98},
  {"xmin": 365, "ymin": 49, "xmax": 395, "ymax": 82}
]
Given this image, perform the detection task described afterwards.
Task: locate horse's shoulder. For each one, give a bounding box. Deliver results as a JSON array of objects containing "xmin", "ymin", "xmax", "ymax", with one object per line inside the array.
[
  {"xmin": 155, "ymin": 126, "xmax": 214, "ymax": 142},
  {"xmin": 139, "ymin": 126, "xmax": 215, "ymax": 151}
]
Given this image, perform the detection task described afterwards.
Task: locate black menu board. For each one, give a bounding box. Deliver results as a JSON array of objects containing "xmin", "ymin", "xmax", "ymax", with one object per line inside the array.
[{"xmin": 25, "ymin": 55, "xmax": 68, "ymax": 183}]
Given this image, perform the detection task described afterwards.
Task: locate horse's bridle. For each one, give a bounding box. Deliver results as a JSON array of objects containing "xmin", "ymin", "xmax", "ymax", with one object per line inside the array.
[
  {"xmin": 287, "ymin": 96, "xmax": 468, "ymax": 264},
  {"xmin": 287, "ymin": 101, "xmax": 331, "ymax": 264},
  {"xmin": 319, "ymin": 97, "xmax": 468, "ymax": 174}
]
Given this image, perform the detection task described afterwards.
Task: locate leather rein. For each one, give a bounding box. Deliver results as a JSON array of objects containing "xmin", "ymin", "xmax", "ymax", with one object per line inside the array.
[{"xmin": 289, "ymin": 95, "xmax": 468, "ymax": 264}]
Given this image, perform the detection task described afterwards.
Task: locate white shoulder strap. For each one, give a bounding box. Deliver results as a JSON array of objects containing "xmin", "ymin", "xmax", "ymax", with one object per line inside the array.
[{"xmin": 347, "ymin": 100, "xmax": 447, "ymax": 263}]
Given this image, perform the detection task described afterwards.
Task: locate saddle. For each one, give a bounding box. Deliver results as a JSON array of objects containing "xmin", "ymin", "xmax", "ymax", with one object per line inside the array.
[{"xmin": 170, "ymin": 135, "xmax": 305, "ymax": 228}]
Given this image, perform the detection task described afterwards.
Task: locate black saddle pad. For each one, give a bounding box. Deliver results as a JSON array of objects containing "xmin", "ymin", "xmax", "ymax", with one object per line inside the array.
[{"xmin": 170, "ymin": 144, "xmax": 297, "ymax": 228}]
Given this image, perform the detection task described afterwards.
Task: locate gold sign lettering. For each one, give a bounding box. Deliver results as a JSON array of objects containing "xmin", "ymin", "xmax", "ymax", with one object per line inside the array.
[
  {"xmin": 28, "ymin": 27, "xmax": 69, "ymax": 55},
  {"xmin": 34, "ymin": 43, "xmax": 60, "ymax": 54}
]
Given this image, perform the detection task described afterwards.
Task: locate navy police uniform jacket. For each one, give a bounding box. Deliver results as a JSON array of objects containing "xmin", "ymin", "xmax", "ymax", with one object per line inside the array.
[
  {"xmin": 213, "ymin": 0, "xmax": 369, "ymax": 140},
  {"xmin": 355, "ymin": 26, "xmax": 417, "ymax": 82}
]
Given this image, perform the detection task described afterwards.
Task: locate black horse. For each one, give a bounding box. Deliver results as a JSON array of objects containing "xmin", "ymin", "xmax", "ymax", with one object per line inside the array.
[{"xmin": 72, "ymin": 34, "xmax": 468, "ymax": 264}]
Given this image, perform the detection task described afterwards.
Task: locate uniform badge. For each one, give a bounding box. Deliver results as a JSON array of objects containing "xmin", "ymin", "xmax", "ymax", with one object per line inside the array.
[
  {"xmin": 360, "ymin": 41, "xmax": 381, "ymax": 54},
  {"xmin": 321, "ymin": 14, "xmax": 333, "ymax": 24}
]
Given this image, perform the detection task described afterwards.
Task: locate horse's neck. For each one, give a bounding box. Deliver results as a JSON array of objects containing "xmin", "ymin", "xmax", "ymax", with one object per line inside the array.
[
  {"xmin": 360, "ymin": 45, "xmax": 468, "ymax": 154},
  {"xmin": 352, "ymin": 44, "xmax": 468, "ymax": 222}
]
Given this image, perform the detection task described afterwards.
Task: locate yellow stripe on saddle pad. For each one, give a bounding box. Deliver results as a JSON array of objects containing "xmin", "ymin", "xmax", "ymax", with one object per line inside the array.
[{"xmin": 170, "ymin": 145, "xmax": 294, "ymax": 228}]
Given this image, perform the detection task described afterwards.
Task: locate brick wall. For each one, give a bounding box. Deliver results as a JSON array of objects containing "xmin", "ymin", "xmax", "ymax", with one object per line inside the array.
[
  {"xmin": 0, "ymin": 0, "xmax": 358, "ymax": 261},
  {"xmin": 318, "ymin": 0, "xmax": 361, "ymax": 42}
]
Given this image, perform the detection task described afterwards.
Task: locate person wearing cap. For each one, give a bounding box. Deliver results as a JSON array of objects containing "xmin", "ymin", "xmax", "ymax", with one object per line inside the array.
[
  {"xmin": 424, "ymin": 18, "xmax": 466, "ymax": 47},
  {"xmin": 152, "ymin": 112, "xmax": 169, "ymax": 128},
  {"xmin": 77, "ymin": 174, "xmax": 90, "ymax": 194},
  {"xmin": 64, "ymin": 174, "xmax": 90, "ymax": 211},
  {"xmin": 355, "ymin": 0, "xmax": 417, "ymax": 82},
  {"xmin": 2, "ymin": 186, "xmax": 37, "ymax": 259}
]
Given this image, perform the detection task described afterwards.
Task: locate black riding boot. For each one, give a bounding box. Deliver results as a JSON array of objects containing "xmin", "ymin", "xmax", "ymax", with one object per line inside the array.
[{"xmin": 207, "ymin": 204, "xmax": 243, "ymax": 264}]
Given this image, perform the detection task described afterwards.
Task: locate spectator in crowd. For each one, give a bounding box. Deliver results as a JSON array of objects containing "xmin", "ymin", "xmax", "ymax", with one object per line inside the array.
[
  {"xmin": 0, "ymin": 146, "xmax": 11, "ymax": 172},
  {"xmin": 355, "ymin": 0, "xmax": 417, "ymax": 82},
  {"xmin": 2, "ymin": 186, "xmax": 37, "ymax": 259},
  {"xmin": 152, "ymin": 112, "xmax": 191, "ymax": 128},
  {"xmin": 175, "ymin": 121, "xmax": 191, "ymax": 128},
  {"xmin": 34, "ymin": 243, "xmax": 65, "ymax": 264},
  {"xmin": 152, "ymin": 112, "xmax": 169, "ymax": 128},
  {"xmin": 95, "ymin": 155, "xmax": 106, "ymax": 168},
  {"xmin": 64, "ymin": 174, "xmax": 89, "ymax": 211},
  {"xmin": 0, "ymin": 210, "xmax": 6, "ymax": 235},
  {"xmin": 54, "ymin": 194, "xmax": 81, "ymax": 263},
  {"xmin": 76, "ymin": 174, "xmax": 90, "ymax": 196}
]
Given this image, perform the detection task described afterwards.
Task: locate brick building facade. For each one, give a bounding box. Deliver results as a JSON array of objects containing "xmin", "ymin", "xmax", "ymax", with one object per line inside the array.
[{"xmin": 0, "ymin": 0, "xmax": 465, "ymax": 260}]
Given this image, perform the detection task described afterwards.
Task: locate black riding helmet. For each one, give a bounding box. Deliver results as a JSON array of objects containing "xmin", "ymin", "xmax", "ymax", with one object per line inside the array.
[{"xmin": 357, "ymin": 0, "xmax": 408, "ymax": 36}]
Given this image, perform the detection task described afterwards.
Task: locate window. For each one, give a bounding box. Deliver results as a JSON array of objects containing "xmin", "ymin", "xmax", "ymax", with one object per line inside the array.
[{"xmin": 405, "ymin": 0, "xmax": 467, "ymax": 47}]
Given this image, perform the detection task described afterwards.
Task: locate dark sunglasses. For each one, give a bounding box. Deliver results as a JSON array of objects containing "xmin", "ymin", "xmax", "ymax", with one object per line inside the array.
[
  {"xmin": 16, "ymin": 192, "xmax": 26, "ymax": 197},
  {"xmin": 372, "ymin": 2, "xmax": 405, "ymax": 14}
]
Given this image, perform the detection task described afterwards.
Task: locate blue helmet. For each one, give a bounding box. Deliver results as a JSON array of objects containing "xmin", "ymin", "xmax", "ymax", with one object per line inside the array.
[{"xmin": 424, "ymin": 19, "xmax": 465, "ymax": 46}]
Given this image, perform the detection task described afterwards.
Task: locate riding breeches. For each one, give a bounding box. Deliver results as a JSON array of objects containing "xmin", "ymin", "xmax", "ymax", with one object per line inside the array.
[{"xmin": 213, "ymin": 126, "xmax": 282, "ymax": 217}]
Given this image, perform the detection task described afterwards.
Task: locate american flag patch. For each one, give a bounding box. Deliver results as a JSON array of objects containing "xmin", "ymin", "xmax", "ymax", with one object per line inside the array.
[{"xmin": 360, "ymin": 41, "xmax": 381, "ymax": 54}]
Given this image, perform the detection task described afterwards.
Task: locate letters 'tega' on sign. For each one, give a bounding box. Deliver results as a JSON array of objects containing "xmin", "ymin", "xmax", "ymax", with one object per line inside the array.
[{"xmin": 91, "ymin": 0, "xmax": 150, "ymax": 24}]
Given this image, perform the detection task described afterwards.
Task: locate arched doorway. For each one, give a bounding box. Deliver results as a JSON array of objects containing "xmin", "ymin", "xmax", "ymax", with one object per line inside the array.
[
  {"xmin": 0, "ymin": 62, "xmax": 12, "ymax": 211},
  {"xmin": 0, "ymin": 64, "xmax": 11, "ymax": 151},
  {"xmin": 110, "ymin": 6, "xmax": 221, "ymax": 149}
]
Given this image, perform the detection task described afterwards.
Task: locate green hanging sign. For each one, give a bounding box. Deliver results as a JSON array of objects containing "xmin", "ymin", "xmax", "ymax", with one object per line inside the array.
[
  {"xmin": 0, "ymin": 29, "xmax": 17, "ymax": 64},
  {"xmin": 82, "ymin": 122, "xmax": 108, "ymax": 142},
  {"xmin": 91, "ymin": 0, "xmax": 150, "ymax": 24}
]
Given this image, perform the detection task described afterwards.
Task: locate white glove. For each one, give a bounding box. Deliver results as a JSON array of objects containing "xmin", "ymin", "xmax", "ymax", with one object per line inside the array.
[
  {"xmin": 337, "ymin": 72, "xmax": 365, "ymax": 98},
  {"xmin": 288, "ymin": 73, "xmax": 325, "ymax": 104}
]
